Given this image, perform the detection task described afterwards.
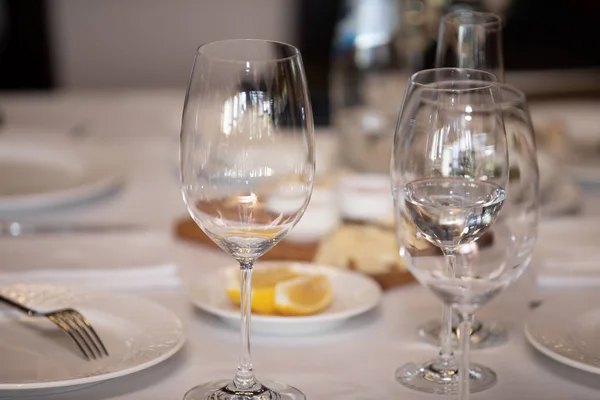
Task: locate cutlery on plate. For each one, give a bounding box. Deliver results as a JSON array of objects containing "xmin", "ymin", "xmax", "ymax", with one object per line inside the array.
[
  {"xmin": 0, "ymin": 221, "xmax": 141, "ymax": 237},
  {"xmin": 0, "ymin": 294, "xmax": 109, "ymax": 360}
]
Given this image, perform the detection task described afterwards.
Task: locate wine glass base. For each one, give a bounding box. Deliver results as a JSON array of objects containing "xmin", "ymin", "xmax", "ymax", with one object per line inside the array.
[
  {"xmin": 418, "ymin": 318, "xmax": 508, "ymax": 349},
  {"xmin": 395, "ymin": 361, "xmax": 497, "ymax": 395},
  {"xmin": 183, "ymin": 380, "xmax": 305, "ymax": 400}
]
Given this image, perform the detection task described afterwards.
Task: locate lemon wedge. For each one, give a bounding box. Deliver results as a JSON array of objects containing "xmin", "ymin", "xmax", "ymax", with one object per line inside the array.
[
  {"xmin": 274, "ymin": 274, "xmax": 333, "ymax": 316},
  {"xmin": 225, "ymin": 266, "xmax": 301, "ymax": 315}
]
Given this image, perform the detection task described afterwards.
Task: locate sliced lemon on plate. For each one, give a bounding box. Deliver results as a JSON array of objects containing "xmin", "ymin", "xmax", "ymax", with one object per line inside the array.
[
  {"xmin": 274, "ymin": 274, "xmax": 333, "ymax": 317},
  {"xmin": 225, "ymin": 266, "xmax": 301, "ymax": 315}
]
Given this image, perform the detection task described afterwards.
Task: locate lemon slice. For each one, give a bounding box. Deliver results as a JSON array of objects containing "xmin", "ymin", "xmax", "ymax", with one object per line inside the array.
[
  {"xmin": 274, "ymin": 274, "xmax": 333, "ymax": 316},
  {"xmin": 225, "ymin": 266, "xmax": 301, "ymax": 315}
]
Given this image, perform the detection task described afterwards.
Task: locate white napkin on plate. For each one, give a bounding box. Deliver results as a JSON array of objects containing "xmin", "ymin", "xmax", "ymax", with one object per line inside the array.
[
  {"xmin": 0, "ymin": 263, "xmax": 181, "ymax": 290},
  {"xmin": 535, "ymin": 218, "xmax": 600, "ymax": 289}
]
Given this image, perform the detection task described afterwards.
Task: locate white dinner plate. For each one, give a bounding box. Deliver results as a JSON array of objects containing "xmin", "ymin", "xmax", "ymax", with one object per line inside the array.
[
  {"xmin": 0, "ymin": 284, "xmax": 184, "ymax": 396},
  {"xmin": 525, "ymin": 290, "xmax": 600, "ymax": 375},
  {"xmin": 0, "ymin": 139, "xmax": 125, "ymax": 211},
  {"xmin": 188, "ymin": 262, "xmax": 382, "ymax": 335}
]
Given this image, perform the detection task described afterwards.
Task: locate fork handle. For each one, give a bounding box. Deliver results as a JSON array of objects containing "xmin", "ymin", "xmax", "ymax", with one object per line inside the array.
[{"xmin": 0, "ymin": 294, "xmax": 39, "ymax": 316}]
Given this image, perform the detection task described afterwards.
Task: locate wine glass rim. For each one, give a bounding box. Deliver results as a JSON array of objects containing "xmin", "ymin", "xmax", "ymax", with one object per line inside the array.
[
  {"xmin": 410, "ymin": 68, "xmax": 498, "ymax": 92},
  {"xmin": 442, "ymin": 10, "xmax": 502, "ymax": 29},
  {"xmin": 495, "ymin": 83, "xmax": 527, "ymax": 106},
  {"xmin": 196, "ymin": 39, "xmax": 301, "ymax": 63}
]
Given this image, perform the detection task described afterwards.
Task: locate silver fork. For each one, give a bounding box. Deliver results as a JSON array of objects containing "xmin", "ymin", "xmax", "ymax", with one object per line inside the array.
[{"xmin": 0, "ymin": 294, "xmax": 109, "ymax": 360}]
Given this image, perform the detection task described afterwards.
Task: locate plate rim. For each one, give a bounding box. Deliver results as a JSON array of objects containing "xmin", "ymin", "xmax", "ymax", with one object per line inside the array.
[
  {"xmin": 0, "ymin": 141, "xmax": 126, "ymax": 210},
  {"xmin": 188, "ymin": 261, "xmax": 382, "ymax": 326},
  {"xmin": 524, "ymin": 292, "xmax": 600, "ymax": 375},
  {"xmin": 0, "ymin": 285, "xmax": 185, "ymax": 391}
]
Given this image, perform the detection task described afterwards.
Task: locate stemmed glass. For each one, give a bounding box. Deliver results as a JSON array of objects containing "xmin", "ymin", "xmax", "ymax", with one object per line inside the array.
[
  {"xmin": 435, "ymin": 11, "xmax": 504, "ymax": 81},
  {"xmin": 391, "ymin": 68, "xmax": 538, "ymax": 400},
  {"xmin": 393, "ymin": 68, "xmax": 499, "ymax": 394},
  {"xmin": 180, "ymin": 39, "xmax": 314, "ymax": 400},
  {"xmin": 419, "ymin": 10, "xmax": 506, "ymax": 370}
]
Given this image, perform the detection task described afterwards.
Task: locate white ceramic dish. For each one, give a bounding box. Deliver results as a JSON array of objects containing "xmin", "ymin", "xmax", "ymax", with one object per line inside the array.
[
  {"xmin": 0, "ymin": 140, "xmax": 125, "ymax": 211},
  {"xmin": 284, "ymin": 188, "xmax": 340, "ymax": 243},
  {"xmin": 337, "ymin": 173, "xmax": 393, "ymax": 223},
  {"xmin": 188, "ymin": 262, "xmax": 382, "ymax": 335},
  {"xmin": 525, "ymin": 290, "xmax": 600, "ymax": 375},
  {"xmin": 0, "ymin": 284, "xmax": 184, "ymax": 396}
]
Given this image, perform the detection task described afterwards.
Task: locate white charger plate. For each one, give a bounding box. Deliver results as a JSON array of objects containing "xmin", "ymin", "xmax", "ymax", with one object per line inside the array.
[
  {"xmin": 525, "ymin": 290, "xmax": 600, "ymax": 375},
  {"xmin": 188, "ymin": 262, "xmax": 382, "ymax": 335},
  {"xmin": 0, "ymin": 284, "xmax": 184, "ymax": 396},
  {"xmin": 0, "ymin": 140, "xmax": 125, "ymax": 211}
]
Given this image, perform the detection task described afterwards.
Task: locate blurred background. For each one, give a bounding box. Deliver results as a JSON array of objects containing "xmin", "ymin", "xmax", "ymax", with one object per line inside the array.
[{"xmin": 1, "ymin": 0, "xmax": 599, "ymax": 125}]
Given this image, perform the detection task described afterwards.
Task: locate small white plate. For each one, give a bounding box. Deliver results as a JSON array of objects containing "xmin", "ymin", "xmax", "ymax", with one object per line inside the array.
[
  {"xmin": 0, "ymin": 284, "xmax": 184, "ymax": 396},
  {"xmin": 188, "ymin": 262, "xmax": 382, "ymax": 335},
  {"xmin": 0, "ymin": 140, "xmax": 125, "ymax": 211},
  {"xmin": 525, "ymin": 290, "xmax": 600, "ymax": 374}
]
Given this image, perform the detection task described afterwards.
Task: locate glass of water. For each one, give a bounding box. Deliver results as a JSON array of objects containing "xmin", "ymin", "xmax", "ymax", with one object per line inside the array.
[{"xmin": 391, "ymin": 67, "xmax": 534, "ymax": 400}]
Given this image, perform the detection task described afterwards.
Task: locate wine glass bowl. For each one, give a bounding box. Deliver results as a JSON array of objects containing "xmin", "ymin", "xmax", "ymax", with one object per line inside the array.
[
  {"xmin": 403, "ymin": 83, "xmax": 538, "ymax": 317},
  {"xmin": 417, "ymin": 82, "xmax": 539, "ymax": 351},
  {"xmin": 393, "ymin": 76, "xmax": 510, "ymax": 302},
  {"xmin": 180, "ymin": 39, "xmax": 314, "ymax": 400}
]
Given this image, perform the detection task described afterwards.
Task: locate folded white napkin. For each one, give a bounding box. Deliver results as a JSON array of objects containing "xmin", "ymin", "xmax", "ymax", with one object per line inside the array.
[
  {"xmin": 535, "ymin": 218, "xmax": 600, "ymax": 289},
  {"xmin": 0, "ymin": 264, "xmax": 181, "ymax": 291}
]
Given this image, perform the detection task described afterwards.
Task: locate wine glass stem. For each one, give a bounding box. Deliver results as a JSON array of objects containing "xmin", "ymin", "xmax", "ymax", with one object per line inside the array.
[
  {"xmin": 458, "ymin": 312, "xmax": 473, "ymax": 400},
  {"xmin": 439, "ymin": 304, "xmax": 454, "ymax": 366},
  {"xmin": 233, "ymin": 261, "xmax": 257, "ymax": 390},
  {"xmin": 438, "ymin": 252, "xmax": 457, "ymax": 367}
]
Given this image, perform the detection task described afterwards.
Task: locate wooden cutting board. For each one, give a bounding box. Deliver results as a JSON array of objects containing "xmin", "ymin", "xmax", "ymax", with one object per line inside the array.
[
  {"xmin": 173, "ymin": 216, "xmax": 496, "ymax": 292},
  {"xmin": 173, "ymin": 216, "xmax": 417, "ymax": 290}
]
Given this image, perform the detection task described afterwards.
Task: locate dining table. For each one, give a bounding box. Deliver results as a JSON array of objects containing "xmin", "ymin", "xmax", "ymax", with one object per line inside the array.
[{"xmin": 0, "ymin": 89, "xmax": 599, "ymax": 400}]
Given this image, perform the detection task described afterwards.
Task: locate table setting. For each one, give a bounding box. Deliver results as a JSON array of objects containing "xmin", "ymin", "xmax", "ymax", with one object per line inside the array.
[{"xmin": 0, "ymin": 8, "xmax": 598, "ymax": 400}]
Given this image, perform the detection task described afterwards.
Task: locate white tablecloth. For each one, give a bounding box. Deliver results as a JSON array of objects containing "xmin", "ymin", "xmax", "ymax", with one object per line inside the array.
[{"xmin": 1, "ymin": 91, "xmax": 600, "ymax": 399}]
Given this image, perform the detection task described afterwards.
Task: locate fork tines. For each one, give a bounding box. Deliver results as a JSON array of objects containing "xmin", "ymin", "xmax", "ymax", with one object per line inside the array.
[{"xmin": 47, "ymin": 309, "xmax": 109, "ymax": 360}]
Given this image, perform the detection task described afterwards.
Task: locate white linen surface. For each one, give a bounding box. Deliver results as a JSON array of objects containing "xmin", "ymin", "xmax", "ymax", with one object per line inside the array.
[
  {"xmin": 535, "ymin": 218, "xmax": 600, "ymax": 288},
  {"xmin": 1, "ymin": 92, "xmax": 600, "ymax": 399},
  {"xmin": 0, "ymin": 232, "xmax": 182, "ymax": 290}
]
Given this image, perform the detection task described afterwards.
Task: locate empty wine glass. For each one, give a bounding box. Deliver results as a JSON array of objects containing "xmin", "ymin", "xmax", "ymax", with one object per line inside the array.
[
  {"xmin": 419, "ymin": 10, "xmax": 507, "ymax": 361},
  {"xmin": 180, "ymin": 39, "xmax": 314, "ymax": 400},
  {"xmin": 391, "ymin": 69, "xmax": 538, "ymax": 400}
]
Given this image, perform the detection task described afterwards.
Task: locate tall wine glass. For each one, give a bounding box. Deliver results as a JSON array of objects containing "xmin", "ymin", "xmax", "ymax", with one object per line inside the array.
[
  {"xmin": 420, "ymin": 10, "xmax": 506, "ymax": 361},
  {"xmin": 391, "ymin": 69, "xmax": 538, "ymax": 400},
  {"xmin": 393, "ymin": 68, "xmax": 500, "ymax": 395},
  {"xmin": 436, "ymin": 11, "xmax": 503, "ymax": 81},
  {"xmin": 180, "ymin": 39, "xmax": 314, "ymax": 400}
]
